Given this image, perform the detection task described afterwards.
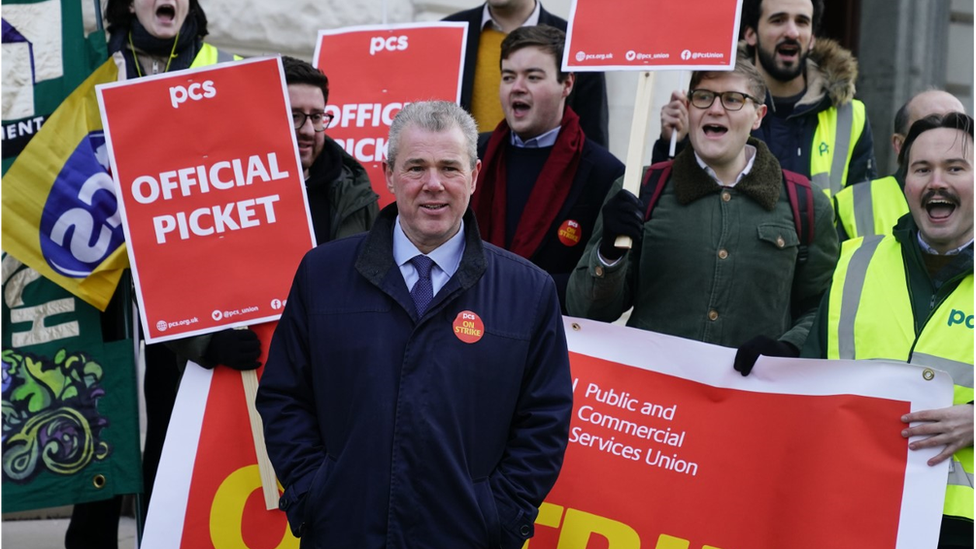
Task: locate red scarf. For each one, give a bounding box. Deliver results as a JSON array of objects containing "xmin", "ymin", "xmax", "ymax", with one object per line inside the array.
[{"xmin": 471, "ymin": 107, "xmax": 585, "ymax": 259}]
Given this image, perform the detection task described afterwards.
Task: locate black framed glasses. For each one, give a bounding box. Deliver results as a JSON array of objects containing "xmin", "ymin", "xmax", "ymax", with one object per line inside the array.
[
  {"xmin": 688, "ymin": 89, "xmax": 759, "ymax": 111},
  {"xmin": 292, "ymin": 111, "xmax": 333, "ymax": 132}
]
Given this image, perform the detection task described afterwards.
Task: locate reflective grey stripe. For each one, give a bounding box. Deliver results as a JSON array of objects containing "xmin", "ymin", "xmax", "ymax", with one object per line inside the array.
[
  {"xmin": 216, "ymin": 48, "xmax": 234, "ymax": 63},
  {"xmin": 948, "ymin": 457, "xmax": 975, "ymax": 489},
  {"xmin": 837, "ymin": 235, "xmax": 884, "ymax": 359},
  {"xmin": 811, "ymin": 172, "xmax": 829, "ymax": 192},
  {"xmin": 829, "ymin": 102, "xmax": 854, "ymax": 194},
  {"xmin": 852, "ymin": 181, "xmax": 875, "ymax": 238},
  {"xmin": 911, "ymin": 353, "xmax": 974, "ymax": 388}
]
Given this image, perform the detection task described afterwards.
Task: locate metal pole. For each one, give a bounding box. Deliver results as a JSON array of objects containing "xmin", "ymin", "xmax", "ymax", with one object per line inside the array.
[{"xmin": 93, "ymin": 0, "xmax": 104, "ymax": 32}]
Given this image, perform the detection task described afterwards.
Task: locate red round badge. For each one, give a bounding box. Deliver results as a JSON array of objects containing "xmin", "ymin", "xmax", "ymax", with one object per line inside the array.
[
  {"xmin": 558, "ymin": 219, "xmax": 582, "ymax": 247},
  {"xmin": 453, "ymin": 310, "xmax": 484, "ymax": 344}
]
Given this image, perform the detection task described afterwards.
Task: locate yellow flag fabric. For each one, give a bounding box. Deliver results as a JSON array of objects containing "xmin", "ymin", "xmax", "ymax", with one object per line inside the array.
[{"xmin": 1, "ymin": 58, "xmax": 129, "ymax": 311}]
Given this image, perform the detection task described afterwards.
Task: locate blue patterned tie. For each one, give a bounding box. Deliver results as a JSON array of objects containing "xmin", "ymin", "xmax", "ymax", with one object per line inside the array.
[{"xmin": 410, "ymin": 255, "xmax": 435, "ymax": 316}]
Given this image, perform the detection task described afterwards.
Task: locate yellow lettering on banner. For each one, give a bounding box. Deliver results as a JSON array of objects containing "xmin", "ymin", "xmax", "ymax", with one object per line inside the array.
[
  {"xmin": 522, "ymin": 502, "xmax": 564, "ymax": 548},
  {"xmin": 657, "ymin": 534, "xmax": 690, "ymax": 549},
  {"xmin": 524, "ymin": 504, "xmax": 722, "ymax": 549},
  {"xmin": 557, "ymin": 508, "xmax": 640, "ymax": 549},
  {"xmin": 210, "ymin": 465, "xmax": 298, "ymax": 549}
]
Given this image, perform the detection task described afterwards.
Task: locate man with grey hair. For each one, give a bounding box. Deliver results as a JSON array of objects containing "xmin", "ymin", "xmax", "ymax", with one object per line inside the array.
[{"xmin": 257, "ymin": 100, "xmax": 573, "ymax": 548}]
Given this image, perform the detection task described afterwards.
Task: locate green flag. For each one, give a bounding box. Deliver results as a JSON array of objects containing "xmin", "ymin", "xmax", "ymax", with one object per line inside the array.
[
  {"xmin": 2, "ymin": 0, "xmax": 107, "ymax": 174},
  {"xmin": 2, "ymin": 254, "xmax": 141, "ymax": 512}
]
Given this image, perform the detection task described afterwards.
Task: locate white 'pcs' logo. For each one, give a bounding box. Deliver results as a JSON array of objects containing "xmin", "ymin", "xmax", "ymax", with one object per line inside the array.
[
  {"xmin": 170, "ymin": 80, "xmax": 217, "ymax": 109},
  {"xmin": 370, "ymin": 36, "xmax": 409, "ymax": 55}
]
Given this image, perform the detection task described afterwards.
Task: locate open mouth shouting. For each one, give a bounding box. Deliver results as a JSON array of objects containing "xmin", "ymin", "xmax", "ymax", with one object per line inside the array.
[
  {"xmin": 775, "ymin": 40, "xmax": 801, "ymax": 65},
  {"xmin": 156, "ymin": 3, "xmax": 176, "ymax": 22},
  {"xmin": 702, "ymin": 123, "xmax": 729, "ymax": 138},
  {"xmin": 922, "ymin": 192, "xmax": 959, "ymax": 223},
  {"xmin": 510, "ymin": 99, "xmax": 531, "ymax": 118}
]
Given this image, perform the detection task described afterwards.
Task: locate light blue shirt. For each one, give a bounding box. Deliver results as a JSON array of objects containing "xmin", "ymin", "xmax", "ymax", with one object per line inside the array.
[
  {"xmin": 917, "ymin": 233, "xmax": 973, "ymax": 256},
  {"xmin": 511, "ymin": 125, "xmax": 561, "ymax": 148},
  {"xmin": 393, "ymin": 217, "xmax": 466, "ymax": 297}
]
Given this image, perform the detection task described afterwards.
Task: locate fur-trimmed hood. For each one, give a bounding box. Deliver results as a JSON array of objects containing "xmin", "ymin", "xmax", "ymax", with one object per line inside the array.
[{"xmin": 739, "ymin": 37, "xmax": 859, "ymax": 108}]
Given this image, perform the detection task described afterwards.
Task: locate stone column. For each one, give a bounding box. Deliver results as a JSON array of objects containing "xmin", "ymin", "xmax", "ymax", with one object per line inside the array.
[{"xmin": 857, "ymin": 0, "xmax": 950, "ymax": 174}]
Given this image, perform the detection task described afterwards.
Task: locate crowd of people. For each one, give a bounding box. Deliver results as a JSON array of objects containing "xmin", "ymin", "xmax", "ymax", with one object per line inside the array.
[{"xmin": 8, "ymin": 0, "xmax": 970, "ymax": 547}]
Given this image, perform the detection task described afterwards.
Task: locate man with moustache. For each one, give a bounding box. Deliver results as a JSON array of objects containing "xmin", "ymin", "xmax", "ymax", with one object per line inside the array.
[
  {"xmin": 801, "ymin": 112, "xmax": 974, "ymax": 548},
  {"xmin": 443, "ymin": 0, "xmax": 609, "ymax": 147},
  {"xmin": 833, "ymin": 89, "xmax": 965, "ymax": 240},
  {"xmin": 567, "ymin": 58, "xmax": 837, "ymax": 375},
  {"xmin": 282, "ymin": 56, "xmax": 378, "ymax": 245},
  {"xmin": 257, "ymin": 101, "xmax": 572, "ymax": 548},
  {"xmin": 655, "ymin": 0, "xmax": 876, "ymax": 196},
  {"xmin": 471, "ymin": 26, "xmax": 623, "ymax": 310}
]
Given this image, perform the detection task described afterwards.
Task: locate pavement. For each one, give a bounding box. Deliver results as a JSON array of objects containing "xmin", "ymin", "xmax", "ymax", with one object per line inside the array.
[{"xmin": 2, "ymin": 516, "xmax": 138, "ymax": 548}]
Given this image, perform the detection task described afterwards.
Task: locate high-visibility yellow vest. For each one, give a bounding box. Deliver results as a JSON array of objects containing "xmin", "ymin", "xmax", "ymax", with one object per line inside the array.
[
  {"xmin": 833, "ymin": 176, "xmax": 910, "ymax": 240},
  {"xmin": 190, "ymin": 43, "xmax": 239, "ymax": 67},
  {"xmin": 827, "ymin": 235, "xmax": 974, "ymax": 521},
  {"xmin": 810, "ymin": 100, "xmax": 868, "ymax": 196}
]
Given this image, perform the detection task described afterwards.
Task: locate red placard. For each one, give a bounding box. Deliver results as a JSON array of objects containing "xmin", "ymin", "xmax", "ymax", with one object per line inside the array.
[
  {"xmin": 564, "ymin": 0, "xmax": 742, "ymax": 71},
  {"xmin": 96, "ymin": 57, "xmax": 314, "ymax": 343},
  {"xmin": 313, "ymin": 23, "xmax": 467, "ymax": 207},
  {"xmin": 177, "ymin": 324, "xmax": 297, "ymax": 549}
]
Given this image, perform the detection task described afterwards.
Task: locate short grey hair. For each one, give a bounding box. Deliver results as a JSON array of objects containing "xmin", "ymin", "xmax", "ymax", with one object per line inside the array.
[{"xmin": 387, "ymin": 101, "xmax": 479, "ymax": 170}]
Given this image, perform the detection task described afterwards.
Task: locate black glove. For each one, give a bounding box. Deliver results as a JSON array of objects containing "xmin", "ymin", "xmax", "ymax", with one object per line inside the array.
[
  {"xmin": 599, "ymin": 190, "xmax": 644, "ymax": 262},
  {"xmin": 203, "ymin": 329, "xmax": 261, "ymax": 370},
  {"xmin": 733, "ymin": 335, "xmax": 798, "ymax": 377}
]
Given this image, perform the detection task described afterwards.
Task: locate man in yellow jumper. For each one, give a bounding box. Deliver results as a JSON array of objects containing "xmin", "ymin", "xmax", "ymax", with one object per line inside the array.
[
  {"xmin": 443, "ymin": 0, "xmax": 609, "ymax": 147},
  {"xmin": 802, "ymin": 112, "xmax": 974, "ymax": 548}
]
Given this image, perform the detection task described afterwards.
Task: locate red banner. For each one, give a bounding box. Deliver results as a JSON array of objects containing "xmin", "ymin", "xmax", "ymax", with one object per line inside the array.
[
  {"xmin": 534, "ymin": 353, "xmax": 906, "ymax": 548},
  {"xmin": 96, "ymin": 58, "xmax": 314, "ymax": 343},
  {"xmin": 564, "ymin": 0, "xmax": 742, "ymax": 71},
  {"xmin": 143, "ymin": 318, "xmax": 951, "ymax": 548},
  {"xmin": 313, "ymin": 23, "xmax": 467, "ymax": 207}
]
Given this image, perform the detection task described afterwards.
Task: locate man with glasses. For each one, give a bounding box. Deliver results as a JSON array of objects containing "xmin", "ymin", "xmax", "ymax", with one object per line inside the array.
[
  {"xmin": 283, "ymin": 56, "xmax": 378, "ymax": 245},
  {"xmin": 654, "ymin": 0, "xmax": 876, "ymax": 197},
  {"xmin": 567, "ymin": 58, "xmax": 837, "ymax": 375}
]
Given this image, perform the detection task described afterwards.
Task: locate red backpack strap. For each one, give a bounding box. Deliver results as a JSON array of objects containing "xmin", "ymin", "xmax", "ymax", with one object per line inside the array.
[
  {"xmin": 639, "ymin": 160, "xmax": 673, "ymax": 221},
  {"xmin": 782, "ymin": 169, "xmax": 815, "ymax": 263}
]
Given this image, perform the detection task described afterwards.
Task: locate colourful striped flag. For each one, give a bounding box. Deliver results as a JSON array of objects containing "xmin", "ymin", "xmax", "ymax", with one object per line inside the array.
[{"xmin": 1, "ymin": 58, "xmax": 129, "ymax": 311}]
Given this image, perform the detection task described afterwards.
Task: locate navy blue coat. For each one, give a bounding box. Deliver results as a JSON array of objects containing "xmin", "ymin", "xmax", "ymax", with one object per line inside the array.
[{"xmin": 256, "ymin": 206, "xmax": 573, "ymax": 549}]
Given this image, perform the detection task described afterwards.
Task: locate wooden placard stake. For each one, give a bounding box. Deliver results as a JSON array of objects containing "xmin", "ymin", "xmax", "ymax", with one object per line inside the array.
[{"xmin": 614, "ymin": 70, "xmax": 657, "ymax": 250}]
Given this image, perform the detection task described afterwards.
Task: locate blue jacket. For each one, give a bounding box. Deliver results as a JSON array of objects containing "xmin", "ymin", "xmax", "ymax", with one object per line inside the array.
[{"xmin": 256, "ymin": 206, "xmax": 573, "ymax": 549}]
